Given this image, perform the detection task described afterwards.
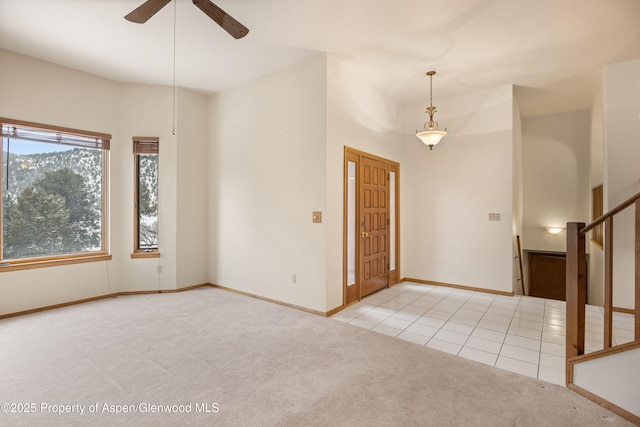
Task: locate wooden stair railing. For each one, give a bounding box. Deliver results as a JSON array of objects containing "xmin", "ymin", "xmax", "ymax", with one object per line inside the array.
[
  {"xmin": 516, "ymin": 235, "xmax": 525, "ymax": 295},
  {"xmin": 565, "ymin": 190, "xmax": 640, "ymax": 421}
]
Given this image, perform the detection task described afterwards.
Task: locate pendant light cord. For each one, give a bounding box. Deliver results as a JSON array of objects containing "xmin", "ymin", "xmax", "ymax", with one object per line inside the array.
[{"xmin": 429, "ymin": 73, "xmax": 433, "ymax": 108}]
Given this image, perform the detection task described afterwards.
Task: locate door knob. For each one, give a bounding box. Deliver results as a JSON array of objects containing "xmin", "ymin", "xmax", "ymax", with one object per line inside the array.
[{"xmin": 361, "ymin": 232, "xmax": 369, "ymax": 237}]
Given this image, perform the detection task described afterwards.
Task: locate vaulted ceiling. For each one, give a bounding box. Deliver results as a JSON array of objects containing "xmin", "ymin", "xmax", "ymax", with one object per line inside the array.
[{"xmin": 1, "ymin": 0, "xmax": 639, "ymax": 117}]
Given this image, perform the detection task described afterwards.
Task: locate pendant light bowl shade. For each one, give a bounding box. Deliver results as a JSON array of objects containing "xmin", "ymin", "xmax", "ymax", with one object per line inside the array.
[
  {"xmin": 416, "ymin": 71, "xmax": 447, "ymax": 150},
  {"xmin": 416, "ymin": 129, "xmax": 447, "ymax": 150}
]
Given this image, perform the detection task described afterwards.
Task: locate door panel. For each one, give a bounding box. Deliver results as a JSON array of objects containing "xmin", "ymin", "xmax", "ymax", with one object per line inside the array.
[
  {"xmin": 529, "ymin": 252, "xmax": 567, "ymax": 301},
  {"xmin": 360, "ymin": 157, "xmax": 389, "ymax": 297}
]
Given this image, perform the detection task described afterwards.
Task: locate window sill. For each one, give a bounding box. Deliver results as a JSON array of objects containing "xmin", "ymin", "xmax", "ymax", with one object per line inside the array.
[
  {"xmin": 0, "ymin": 254, "xmax": 112, "ymax": 272},
  {"xmin": 131, "ymin": 252, "xmax": 160, "ymax": 259}
]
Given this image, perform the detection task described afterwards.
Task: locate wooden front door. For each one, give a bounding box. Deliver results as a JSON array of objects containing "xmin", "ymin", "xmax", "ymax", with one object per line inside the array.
[
  {"xmin": 343, "ymin": 148, "xmax": 399, "ymax": 306},
  {"xmin": 360, "ymin": 157, "xmax": 389, "ymax": 297}
]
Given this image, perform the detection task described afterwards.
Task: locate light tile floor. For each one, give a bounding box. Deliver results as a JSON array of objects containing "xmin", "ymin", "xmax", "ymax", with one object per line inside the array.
[{"xmin": 331, "ymin": 282, "xmax": 636, "ymax": 386}]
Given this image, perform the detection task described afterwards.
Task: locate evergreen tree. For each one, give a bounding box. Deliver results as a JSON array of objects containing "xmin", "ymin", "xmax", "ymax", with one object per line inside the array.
[
  {"xmin": 2, "ymin": 194, "xmax": 15, "ymax": 250},
  {"xmin": 34, "ymin": 168, "xmax": 100, "ymax": 250},
  {"xmin": 4, "ymin": 187, "xmax": 73, "ymax": 259},
  {"xmin": 137, "ymin": 155, "xmax": 158, "ymax": 248},
  {"xmin": 3, "ymin": 168, "xmax": 99, "ymax": 259},
  {"xmin": 138, "ymin": 155, "xmax": 158, "ymax": 216},
  {"xmin": 139, "ymin": 180, "xmax": 153, "ymax": 216}
]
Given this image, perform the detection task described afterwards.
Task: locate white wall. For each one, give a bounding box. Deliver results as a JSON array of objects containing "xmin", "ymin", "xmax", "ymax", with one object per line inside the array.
[
  {"xmin": 603, "ymin": 59, "xmax": 640, "ymax": 309},
  {"xmin": 573, "ymin": 347, "xmax": 640, "ymax": 417},
  {"xmin": 107, "ymin": 84, "xmax": 210, "ymax": 294},
  {"xmin": 176, "ymin": 88, "xmax": 209, "ymax": 288},
  {"xmin": 590, "ymin": 92, "xmax": 605, "ymax": 187},
  {"xmin": 521, "ymin": 111, "xmax": 590, "ymax": 253},
  {"xmin": 589, "ymin": 92, "xmax": 605, "ymax": 306},
  {"xmin": 208, "ymin": 55, "xmax": 328, "ymax": 312},
  {"xmin": 0, "ymin": 50, "xmax": 208, "ymax": 316},
  {"xmin": 512, "ymin": 94, "xmax": 524, "ymax": 294},
  {"xmin": 400, "ymin": 85, "xmax": 515, "ymax": 294},
  {"xmin": 116, "ymin": 83, "xmax": 177, "ymax": 293},
  {"xmin": 0, "ymin": 50, "xmax": 119, "ymax": 315}
]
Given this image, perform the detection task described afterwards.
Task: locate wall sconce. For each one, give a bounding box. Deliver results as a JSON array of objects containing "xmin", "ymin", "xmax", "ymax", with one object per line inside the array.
[{"xmin": 544, "ymin": 227, "xmax": 565, "ymax": 235}]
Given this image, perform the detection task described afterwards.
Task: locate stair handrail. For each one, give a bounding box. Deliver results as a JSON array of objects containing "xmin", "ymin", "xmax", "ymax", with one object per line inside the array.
[
  {"xmin": 566, "ymin": 189, "xmax": 640, "ymax": 376},
  {"xmin": 581, "ymin": 190, "xmax": 640, "ymax": 234},
  {"xmin": 565, "ymin": 190, "xmax": 640, "ymax": 424},
  {"xmin": 515, "ymin": 235, "xmax": 525, "ymax": 295}
]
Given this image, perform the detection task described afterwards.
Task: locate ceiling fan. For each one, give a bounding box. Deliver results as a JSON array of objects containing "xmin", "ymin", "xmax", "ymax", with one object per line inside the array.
[{"xmin": 125, "ymin": 0, "xmax": 249, "ymax": 39}]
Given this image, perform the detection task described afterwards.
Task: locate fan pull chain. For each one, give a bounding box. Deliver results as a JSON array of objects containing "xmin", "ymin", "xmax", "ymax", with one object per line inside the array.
[{"xmin": 172, "ymin": 0, "xmax": 177, "ymax": 136}]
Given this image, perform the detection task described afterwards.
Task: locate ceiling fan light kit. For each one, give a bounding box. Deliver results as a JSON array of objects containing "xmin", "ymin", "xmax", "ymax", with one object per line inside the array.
[
  {"xmin": 416, "ymin": 71, "xmax": 447, "ymax": 150},
  {"xmin": 125, "ymin": 0, "xmax": 249, "ymax": 39}
]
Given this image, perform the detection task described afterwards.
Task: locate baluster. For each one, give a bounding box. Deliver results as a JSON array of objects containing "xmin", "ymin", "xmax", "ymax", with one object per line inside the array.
[{"xmin": 604, "ymin": 217, "xmax": 613, "ymax": 349}]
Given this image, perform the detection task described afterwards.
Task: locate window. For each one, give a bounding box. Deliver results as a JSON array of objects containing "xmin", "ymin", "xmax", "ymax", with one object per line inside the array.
[
  {"xmin": 591, "ymin": 184, "xmax": 603, "ymax": 248},
  {"xmin": 132, "ymin": 137, "xmax": 159, "ymax": 258},
  {"xmin": 0, "ymin": 118, "xmax": 111, "ymax": 270}
]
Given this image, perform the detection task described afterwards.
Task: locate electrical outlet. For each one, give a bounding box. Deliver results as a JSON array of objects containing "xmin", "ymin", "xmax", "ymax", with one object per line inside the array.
[
  {"xmin": 488, "ymin": 213, "xmax": 501, "ymax": 221},
  {"xmin": 292, "ymin": 274, "xmax": 297, "ymax": 284},
  {"xmin": 157, "ymin": 265, "xmax": 163, "ymax": 273}
]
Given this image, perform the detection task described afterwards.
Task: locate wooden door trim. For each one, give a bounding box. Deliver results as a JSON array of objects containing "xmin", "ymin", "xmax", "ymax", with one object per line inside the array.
[
  {"xmin": 343, "ymin": 150, "xmax": 360, "ymax": 306},
  {"xmin": 345, "ymin": 146, "xmax": 399, "ymax": 166},
  {"xmin": 343, "ymin": 147, "xmax": 400, "ymax": 305},
  {"xmin": 388, "ymin": 161, "xmax": 400, "ymax": 285}
]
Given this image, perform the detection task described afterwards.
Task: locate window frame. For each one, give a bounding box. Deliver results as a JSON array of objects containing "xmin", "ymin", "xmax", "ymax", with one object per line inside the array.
[
  {"xmin": 0, "ymin": 117, "xmax": 112, "ymax": 272},
  {"xmin": 131, "ymin": 136, "xmax": 160, "ymax": 259},
  {"xmin": 591, "ymin": 184, "xmax": 604, "ymax": 249}
]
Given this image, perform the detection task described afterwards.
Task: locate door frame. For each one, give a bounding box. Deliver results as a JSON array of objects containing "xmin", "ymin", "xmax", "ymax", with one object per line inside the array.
[{"xmin": 343, "ymin": 147, "xmax": 400, "ymax": 305}]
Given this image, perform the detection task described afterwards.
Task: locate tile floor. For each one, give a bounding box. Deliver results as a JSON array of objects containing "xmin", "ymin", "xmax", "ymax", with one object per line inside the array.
[{"xmin": 331, "ymin": 282, "xmax": 636, "ymax": 386}]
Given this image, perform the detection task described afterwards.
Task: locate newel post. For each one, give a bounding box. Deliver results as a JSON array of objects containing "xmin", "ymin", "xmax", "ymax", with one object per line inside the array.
[{"xmin": 566, "ymin": 222, "xmax": 586, "ymax": 385}]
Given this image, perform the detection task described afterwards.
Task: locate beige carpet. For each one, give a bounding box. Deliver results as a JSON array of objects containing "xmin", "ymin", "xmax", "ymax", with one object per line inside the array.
[{"xmin": 0, "ymin": 287, "xmax": 632, "ymax": 426}]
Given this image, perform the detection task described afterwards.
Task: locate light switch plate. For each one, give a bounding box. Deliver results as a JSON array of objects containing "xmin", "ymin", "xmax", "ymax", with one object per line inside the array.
[
  {"xmin": 312, "ymin": 211, "xmax": 322, "ymax": 223},
  {"xmin": 488, "ymin": 213, "xmax": 501, "ymax": 221}
]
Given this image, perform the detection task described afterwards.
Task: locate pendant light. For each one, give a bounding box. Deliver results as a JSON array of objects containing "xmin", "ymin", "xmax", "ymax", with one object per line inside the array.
[{"xmin": 416, "ymin": 71, "xmax": 447, "ymax": 150}]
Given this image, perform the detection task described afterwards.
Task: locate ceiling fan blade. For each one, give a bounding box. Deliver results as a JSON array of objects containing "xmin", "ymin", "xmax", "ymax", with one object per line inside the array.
[
  {"xmin": 192, "ymin": 0, "xmax": 249, "ymax": 39},
  {"xmin": 125, "ymin": 0, "xmax": 172, "ymax": 23}
]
